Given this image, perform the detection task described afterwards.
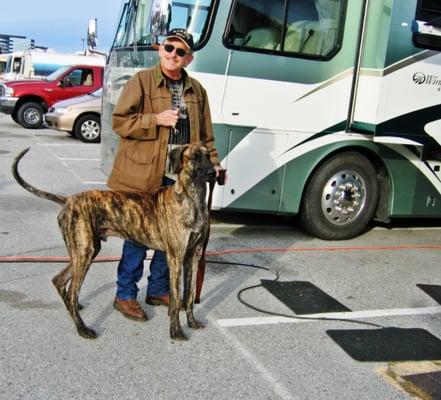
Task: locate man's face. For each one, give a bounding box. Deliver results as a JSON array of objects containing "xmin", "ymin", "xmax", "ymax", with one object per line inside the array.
[{"xmin": 159, "ymin": 38, "xmax": 193, "ymax": 76}]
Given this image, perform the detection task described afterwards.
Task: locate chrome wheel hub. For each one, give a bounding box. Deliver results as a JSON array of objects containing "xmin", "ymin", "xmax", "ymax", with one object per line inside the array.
[
  {"xmin": 24, "ymin": 108, "xmax": 40, "ymax": 124},
  {"xmin": 321, "ymin": 169, "xmax": 366, "ymax": 225}
]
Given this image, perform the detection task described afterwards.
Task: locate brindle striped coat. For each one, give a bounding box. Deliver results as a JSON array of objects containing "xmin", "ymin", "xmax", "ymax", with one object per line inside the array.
[{"xmin": 12, "ymin": 143, "xmax": 215, "ymax": 340}]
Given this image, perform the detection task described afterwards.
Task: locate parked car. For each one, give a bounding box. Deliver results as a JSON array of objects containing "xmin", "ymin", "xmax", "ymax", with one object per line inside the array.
[
  {"xmin": 45, "ymin": 88, "xmax": 102, "ymax": 143},
  {"xmin": 0, "ymin": 64, "xmax": 104, "ymax": 129}
]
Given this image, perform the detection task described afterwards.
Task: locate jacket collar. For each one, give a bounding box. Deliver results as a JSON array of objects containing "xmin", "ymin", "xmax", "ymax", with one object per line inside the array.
[{"xmin": 154, "ymin": 63, "xmax": 193, "ymax": 91}]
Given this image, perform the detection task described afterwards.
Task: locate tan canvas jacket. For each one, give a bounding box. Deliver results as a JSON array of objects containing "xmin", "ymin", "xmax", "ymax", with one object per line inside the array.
[{"xmin": 108, "ymin": 63, "xmax": 219, "ymax": 192}]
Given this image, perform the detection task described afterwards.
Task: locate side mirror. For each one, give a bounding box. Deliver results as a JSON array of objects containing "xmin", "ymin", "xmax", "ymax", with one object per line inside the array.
[
  {"xmin": 150, "ymin": 0, "xmax": 172, "ymax": 37},
  {"xmin": 87, "ymin": 18, "xmax": 98, "ymax": 48},
  {"xmin": 59, "ymin": 76, "xmax": 72, "ymax": 87},
  {"xmin": 412, "ymin": 20, "xmax": 441, "ymax": 36}
]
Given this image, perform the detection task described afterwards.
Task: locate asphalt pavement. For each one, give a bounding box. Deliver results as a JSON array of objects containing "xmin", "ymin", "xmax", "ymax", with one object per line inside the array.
[{"xmin": 0, "ymin": 113, "xmax": 440, "ymax": 400}]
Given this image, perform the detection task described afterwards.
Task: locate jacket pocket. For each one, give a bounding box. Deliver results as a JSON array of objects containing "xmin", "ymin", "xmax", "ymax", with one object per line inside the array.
[{"xmin": 126, "ymin": 140, "xmax": 156, "ymax": 164}]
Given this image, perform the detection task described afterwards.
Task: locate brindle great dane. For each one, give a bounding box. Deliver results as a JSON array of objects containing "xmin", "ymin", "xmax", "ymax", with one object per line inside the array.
[{"xmin": 12, "ymin": 143, "xmax": 216, "ymax": 340}]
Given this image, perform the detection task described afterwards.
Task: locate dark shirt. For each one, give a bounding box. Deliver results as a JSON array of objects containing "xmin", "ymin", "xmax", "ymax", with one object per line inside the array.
[{"xmin": 166, "ymin": 76, "xmax": 190, "ymax": 145}]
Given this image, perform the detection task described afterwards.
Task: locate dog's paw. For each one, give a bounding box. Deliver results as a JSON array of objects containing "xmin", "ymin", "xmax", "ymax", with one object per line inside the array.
[
  {"xmin": 78, "ymin": 326, "xmax": 97, "ymax": 339},
  {"xmin": 170, "ymin": 326, "xmax": 188, "ymax": 341},
  {"xmin": 187, "ymin": 318, "xmax": 205, "ymax": 330}
]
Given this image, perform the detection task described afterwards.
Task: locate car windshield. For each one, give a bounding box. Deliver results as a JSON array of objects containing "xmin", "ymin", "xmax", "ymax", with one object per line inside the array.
[{"xmin": 45, "ymin": 66, "xmax": 71, "ymax": 81}]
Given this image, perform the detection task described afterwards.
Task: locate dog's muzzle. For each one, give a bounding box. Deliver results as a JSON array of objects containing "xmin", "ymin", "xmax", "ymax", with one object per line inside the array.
[{"xmin": 207, "ymin": 168, "xmax": 216, "ymax": 184}]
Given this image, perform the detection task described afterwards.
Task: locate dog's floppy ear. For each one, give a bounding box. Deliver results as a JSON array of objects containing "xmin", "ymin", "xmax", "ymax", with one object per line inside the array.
[{"xmin": 169, "ymin": 145, "xmax": 186, "ymax": 174}]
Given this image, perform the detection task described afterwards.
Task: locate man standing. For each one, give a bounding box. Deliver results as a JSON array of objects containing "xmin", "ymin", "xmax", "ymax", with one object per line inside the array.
[{"xmin": 108, "ymin": 29, "xmax": 223, "ymax": 320}]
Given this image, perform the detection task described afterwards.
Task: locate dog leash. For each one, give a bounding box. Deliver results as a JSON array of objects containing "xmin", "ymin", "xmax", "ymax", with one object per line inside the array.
[{"xmin": 195, "ymin": 177, "xmax": 216, "ymax": 303}]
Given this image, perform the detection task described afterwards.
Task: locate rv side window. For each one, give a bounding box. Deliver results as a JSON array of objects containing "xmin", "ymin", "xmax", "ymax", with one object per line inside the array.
[
  {"xmin": 413, "ymin": 0, "xmax": 441, "ymax": 50},
  {"xmin": 224, "ymin": 0, "xmax": 346, "ymax": 59}
]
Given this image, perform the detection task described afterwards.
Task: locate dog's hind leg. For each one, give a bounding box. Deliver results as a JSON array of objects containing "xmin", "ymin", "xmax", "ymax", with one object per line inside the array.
[
  {"xmin": 65, "ymin": 252, "xmax": 97, "ymax": 339},
  {"xmin": 62, "ymin": 223, "xmax": 101, "ymax": 338},
  {"xmin": 52, "ymin": 264, "xmax": 72, "ymax": 304}
]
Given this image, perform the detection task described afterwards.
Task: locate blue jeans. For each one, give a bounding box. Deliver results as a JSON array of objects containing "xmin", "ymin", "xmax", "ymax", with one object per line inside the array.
[{"xmin": 115, "ymin": 177, "xmax": 174, "ymax": 300}]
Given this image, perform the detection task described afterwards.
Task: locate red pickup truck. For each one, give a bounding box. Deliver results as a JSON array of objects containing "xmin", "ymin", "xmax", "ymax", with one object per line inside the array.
[{"xmin": 0, "ymin": 64, "xmax": 103, "ymax": 129}]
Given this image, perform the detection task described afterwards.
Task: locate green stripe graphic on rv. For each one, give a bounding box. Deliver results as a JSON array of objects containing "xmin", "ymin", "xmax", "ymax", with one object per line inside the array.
[{"xmin": 227, "ymin": 138, "xmax": 441, "ymax": 217}]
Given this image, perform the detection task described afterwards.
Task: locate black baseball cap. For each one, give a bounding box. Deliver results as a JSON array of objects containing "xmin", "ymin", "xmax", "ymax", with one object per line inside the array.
[{"xmin": 165, "ymin": 29, "xmax": 194, "ymax": 51}]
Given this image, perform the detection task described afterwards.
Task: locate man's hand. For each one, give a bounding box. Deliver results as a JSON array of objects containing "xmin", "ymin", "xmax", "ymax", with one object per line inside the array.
[{"xmin": 156, "ymin": 109, "xmax": 179, "ymax": 128}]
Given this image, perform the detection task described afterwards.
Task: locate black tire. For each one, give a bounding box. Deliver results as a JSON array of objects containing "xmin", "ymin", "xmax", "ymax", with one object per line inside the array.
[
  {"xmin": 300, "ymin": 152, "xmax": 379, "ymax": 240},
  {"xmin": 74, "ymin": 114, "xmax": 101, "ymax": 143},
  {"xmin": 16, "ymin": 102, "xmax": 44, "ymax": 129},
  {"xmin": 11, "ymin": 111, "xmax": 18, "ymax": 123}
]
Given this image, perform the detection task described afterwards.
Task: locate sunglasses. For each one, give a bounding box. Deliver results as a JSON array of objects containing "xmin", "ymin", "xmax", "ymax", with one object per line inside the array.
[{"xmin": 164, "ymin": 43, "xmax": 188, "ymax": 57}]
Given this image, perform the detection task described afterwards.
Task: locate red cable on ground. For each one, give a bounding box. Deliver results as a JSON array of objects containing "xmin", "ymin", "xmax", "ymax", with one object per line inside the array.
[
  {"xmin": 0, "ymin": 255, "xmax": 121, "ymax": 263},
  {"xmin": 205, "ymin": 243, "xmax": 441, "ymax": 255},
  {"xmin": 0, "ymin": 244, "xmax": 440, "ymax": 263}
]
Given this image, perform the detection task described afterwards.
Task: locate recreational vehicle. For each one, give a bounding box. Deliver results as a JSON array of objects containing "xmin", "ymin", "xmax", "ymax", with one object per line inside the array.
[{"xmin": 99, "ymin": 0, "xmax": 441, "ymax": 240}]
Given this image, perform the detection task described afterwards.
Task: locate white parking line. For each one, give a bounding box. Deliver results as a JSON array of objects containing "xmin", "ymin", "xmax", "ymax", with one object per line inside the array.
[
  {"xmin": 58, "ymin": 157, "xmax": 101, "ymax": 161},
  {"xmin": 40, "ymin": 143, "xmax": 93, "ymax": 147},
  {"xmin": 83, "ymin": 181, "xmax": 107, "ymax": 185},
  {"xmin": 217, "ymin": 306, "xmax": 441, "ymax": 327},
  {"xmin": 211, "ymin": 316, "xmax": 295, "ymax": 400}
]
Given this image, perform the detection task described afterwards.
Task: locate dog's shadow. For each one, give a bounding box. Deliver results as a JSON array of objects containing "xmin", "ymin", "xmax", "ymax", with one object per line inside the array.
[
  {"xmin": 194, "ymin": 258, "xmax": 261, "ymax": 319},
  {"xmin": 77, "ymin": 282, "xmax": 115, "ymax": 335},
  {"xmin": 77, "ymin": 281, "xmax": 165, "ymax": 336},
  {"xmin": 73, "ymin": 259, "xmax": 256, "ymax": 339}
]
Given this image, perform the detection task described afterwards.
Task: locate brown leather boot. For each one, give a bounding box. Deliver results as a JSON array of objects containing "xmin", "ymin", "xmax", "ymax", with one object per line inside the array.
[
  {"xmin": 145, "ymin": 294, "xmax": 170, "ymax": 307},
  {"xmin": 113, "ymin": 298, "xmax": 147, "ymax": 321}
]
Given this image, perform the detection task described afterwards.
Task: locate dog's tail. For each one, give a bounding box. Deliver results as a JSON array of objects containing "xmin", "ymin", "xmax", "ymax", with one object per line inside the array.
[{"xmin": 12, "ymin": 148, "xmax": 67, "ymax": 206}]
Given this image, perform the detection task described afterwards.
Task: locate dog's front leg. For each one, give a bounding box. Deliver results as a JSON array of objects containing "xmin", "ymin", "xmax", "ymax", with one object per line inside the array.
[
  {"xmin": 167, "ymin": 255, "xmax": 186, "ymax": 340},
  {"xmin": 185, "ymin": 246, "xmax": 205, "ymax": 330}
]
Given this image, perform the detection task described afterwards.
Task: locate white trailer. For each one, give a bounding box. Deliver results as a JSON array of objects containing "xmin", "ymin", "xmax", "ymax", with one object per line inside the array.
[
  {"xmin": 0, "ymin": 53, "xmax": 10, "ymax": 80},
  {"xmin": 2, "ymin": 50, "xmax": 106, "ymax": 81}
]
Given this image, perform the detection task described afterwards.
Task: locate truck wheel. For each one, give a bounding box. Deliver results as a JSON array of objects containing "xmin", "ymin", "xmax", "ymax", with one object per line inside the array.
[
  {"xmin": 17, "ymin": 102, "xmax": 44, "ymax": 129},
  {"xmin": 11, "ymin": 111, "xmax": 18, "ymax": 123},
  {"xmin": 74, "ymin": 114, "xmax": 101, "ymax": 143},
  {"xmin": 300, "ymin": 152, "xmax": 379, "ymax": 240}
]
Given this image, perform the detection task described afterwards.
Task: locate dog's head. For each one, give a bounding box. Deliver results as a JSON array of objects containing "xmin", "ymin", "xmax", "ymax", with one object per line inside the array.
[{"xmin": 169, "ymin": 143, "xmax": 216, "ymax": 183}]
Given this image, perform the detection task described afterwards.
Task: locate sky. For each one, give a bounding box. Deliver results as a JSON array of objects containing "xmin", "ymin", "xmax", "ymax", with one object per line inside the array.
[{"xmin": 0, "ymin": 0, "xmax": 124, "ymax": 53}]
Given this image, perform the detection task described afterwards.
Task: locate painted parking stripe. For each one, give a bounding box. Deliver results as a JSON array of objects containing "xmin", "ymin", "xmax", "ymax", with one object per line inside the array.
[
  {"xmin": 40, "ymin": 143, "xmax": 94, "ymax": 147},
  {"xmin": 217, "ymin": 306, "xmax": 441, "ymax": 327},
  {"xmin": 58, "ymin": 157, "xmax": 101, "ymax": 161}
]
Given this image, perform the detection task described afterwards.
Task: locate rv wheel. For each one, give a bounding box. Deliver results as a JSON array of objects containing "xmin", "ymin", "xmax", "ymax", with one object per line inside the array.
[
  {"xmin": 74, "ymin": 114, "xmax": 101, "ymax": 143},
  {"xmin": 300, "ymin": 152, "xmax": 379, "ymax": 240},
  {"xmin": 17, "ymin": 102, "xmax": 44, "ymax": 129}
]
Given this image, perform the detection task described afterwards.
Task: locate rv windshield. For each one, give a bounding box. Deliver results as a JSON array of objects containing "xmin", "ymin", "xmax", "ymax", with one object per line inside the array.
[
  {"xmin": 112, "ymin": 0, "xmax": 215, "ymax": 49},
  {"xmin": 45, "ymin": 66, "xmax": 71, "ymax": 81}
]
